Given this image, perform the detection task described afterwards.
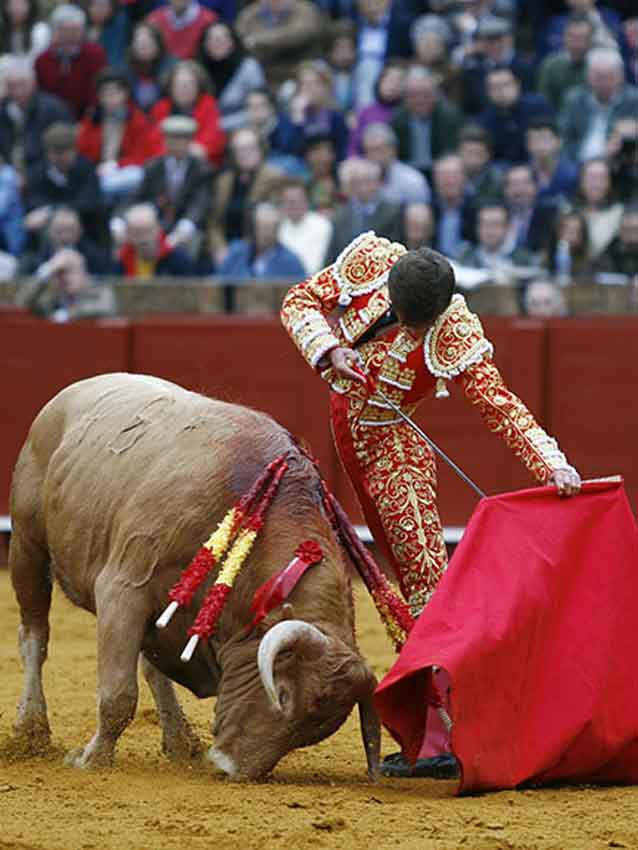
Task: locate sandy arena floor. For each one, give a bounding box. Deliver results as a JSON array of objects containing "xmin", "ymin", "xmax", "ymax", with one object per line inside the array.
[{"xmin": 1, "ymin": 570, "xmax": 637, "ymax": 850}]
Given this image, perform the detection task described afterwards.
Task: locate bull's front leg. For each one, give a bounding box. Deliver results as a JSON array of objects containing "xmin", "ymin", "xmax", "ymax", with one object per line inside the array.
[
  {"xmin": 140, "ymin": 655, "xmax": 202, "ymax": 760},
  {"xmin": 66, "ymin": 573, "xmax": 148, "ymax": 769}
]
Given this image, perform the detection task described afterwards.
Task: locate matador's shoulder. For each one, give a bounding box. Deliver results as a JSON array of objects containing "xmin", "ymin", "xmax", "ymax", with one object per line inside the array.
[
  {"xmin": 333, "ymin": 231, "xmax": 407, "ymax": 306},
  {"xmin": 424, "ymin": 294, "xmax": 494, "ymax": 379}
]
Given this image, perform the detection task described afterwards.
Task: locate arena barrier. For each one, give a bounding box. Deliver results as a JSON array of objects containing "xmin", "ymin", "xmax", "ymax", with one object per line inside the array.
[{"xmin": 1, "ymin": 311, "xmax": 637, "ymax": 538}]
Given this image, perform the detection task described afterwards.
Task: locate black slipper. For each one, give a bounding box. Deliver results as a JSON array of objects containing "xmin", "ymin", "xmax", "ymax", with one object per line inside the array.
[{"xmin": 380, "ymin": 752, "xmax": 459, "ymax": 779}]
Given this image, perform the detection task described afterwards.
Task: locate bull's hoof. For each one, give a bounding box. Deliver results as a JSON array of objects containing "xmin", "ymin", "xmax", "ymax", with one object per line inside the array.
[
  {"xmin": 64, "ymin": 745, "xmax": 114, "ymax": 770},
  {"xmin": 162, "ymin": 730, "xmax": 203, "ymax": 762},
  {"xmin": 12, "ymin": 716, "xmax": 51, "ymax": 757}
]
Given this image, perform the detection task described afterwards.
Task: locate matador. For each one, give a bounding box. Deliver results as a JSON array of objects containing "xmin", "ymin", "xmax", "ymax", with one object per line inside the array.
[{"xmin": 281, "ymin": 233, "xmax": 581, "ymax": 617}]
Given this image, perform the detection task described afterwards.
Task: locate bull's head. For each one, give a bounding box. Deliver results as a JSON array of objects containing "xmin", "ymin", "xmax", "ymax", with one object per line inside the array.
[{"xmin": 209, "ymin": 616, "xmax": 380, "ymax": 780}]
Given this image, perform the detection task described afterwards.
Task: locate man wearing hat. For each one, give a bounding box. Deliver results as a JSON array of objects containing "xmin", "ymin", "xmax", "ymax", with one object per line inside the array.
[
  {"xmin": 23, "ymin": 121, "xmax": 105, "ymax": 244},
  {"xmin": 461, "ymin": 15, "xmax": 535, "ymax": 116},
  {"xmin": 110, "ymin": 115, "xmax": 215, "ymax": 256}
]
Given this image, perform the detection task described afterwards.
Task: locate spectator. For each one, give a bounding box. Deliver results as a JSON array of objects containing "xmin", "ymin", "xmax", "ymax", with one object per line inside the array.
[
  {"xmin": 327, "ymin": 18, "xmax": 357, "ymax": 114},
  {"xmin": 118, "ymin": 115, "xmax": 215, "ymax": 257},
  {"xmin": 559, "ymin": 48, "xmax": 638, "ymax": 162},
  {"xmin": 209, "ymin": 126, "xmax": 285, "ymax": 259},
  {"xmin": 348, "ymin": 59, "xmax": 406, "ymax": 156},
  {"xmin": 218, "ymin": 201, "xmax": 306, "ymax": 279},
  {"xmin": 302, "ymin": 133, "xmax": 340, "ymax": 214},
  {"xmin": 594, "ymin": 205, "xmax": 638, "ymax": 277},
  {"xmin": 0, "ymin": 0, "xmax": 51, "ymax": 59},
  {"xmin": 0, "ymin": 157, "xmax": 25, "ymax": 256},
  {"xmin": 524, "ymin": 279, "xmax": 568, "ymax": 317},
  {"xmin": 24, "ymin": 122, "xmax": 104, "ymax": 243},
  {"xmin": 19, "ymin": 204, "xmax": 110, "ymax": 275},
  {"xmin": 478, "ymin": 66, "xmax": 553, "ymax": 165},
  {"xmin": 84, "ymin": 0, "xmax": 132, "ymax": 68},
  {"xmin": 0, "ymin": 54, "xmax": 73, "ymax": 174},
  {"xmin": 392, "ymin": 66, "xmax": 463, "ymax": 179},
  {"xmin": 457, "ymin": 203, "xmax": 536, "ymax": 280},
  {"xmin": 350, "ymin": 0, "xmax": 392, "ymax": 109},
  {"xmin": 288, "ymin": 60, "xmax": 349, "ymax": 162},
  {"xmin": 277, "ymin": 178, "xmax": 333, "ymax": 276},
  {"xmin": 323, "ymin": 157, "xmax": 403, "ymax": 263},
  {"xmin": 410, "ymin": 14, "xmax": 461, "ymax": 105},
  {"xmin": 77, "ymin": 67, "xmax": 163, "ymax": 202},
  {"xmin": 545, "ymin": 209, "xmax": 594, "ymax": 282},
  {"xmin": 536, "ymin": 14, "xmax": 594, "ymax": 112},
  {"xmin": 403, "ymin": 201, "xmax": 434, "ymax": 250},
  {"xmin": 461, "ymin": 15, "xmax": 535, "ymax": 116},
  {"xmin": 526, "ymin": 117, "xmax": 579, "ymax": 206},
  {"xmin": 16, "ymin": 248, "xmax": 115, "ymax": 321},
  {"xmin": 124, "ymin": 22, "xmax": 175, "ymax": 113},
  {"xmin": 245, "ymin": 87, "xmax": 304, "ymax": 168},
  {"xmin": 197, "ymin": 21, "xmax": 265, "ymax": 131},
  {"xmin": 626, "ymin": 17, "xmax": 638, "ymax": 85},
  {"xmin": 35, "ymin": 4, "xmax": 106, "ymax": 119},
  {"xmin": 538, "ymin": 0, "xmax": 624, "ymax": 59},
  {"xmin": 236, "ymin": 0, "xmax": 326, "ymax": 88},
  {"xmin": 606, "ymin": 116, "xmax": 638, "ymax": 203},
  {"xmin": 503, "ymin": 163, "xmax": 557, "ymax": 255},
  {"xmin": 457, "ymin": 123, "xmax": 503, "ymax": 206},
  {"xmin": 145, "ymin": 0, "xmax": 217, "ymax": 60},
  {"xmin": 114, "ymin": 202, "xmax": 200, "ymax": 276},
  {"xmin": 431, "ymin": 154, "xmax": 476, "ymax": 258},
  {"xmin": 575, "ymin": 156, "xmax": 624, "ymax": 258},
  {"xmin": 151, "ymin": 60, "xmax": 226, "ymax": 166},
  {"xmin": 361, "ymin": 122, "xmax": 431, "ymax": 206}
]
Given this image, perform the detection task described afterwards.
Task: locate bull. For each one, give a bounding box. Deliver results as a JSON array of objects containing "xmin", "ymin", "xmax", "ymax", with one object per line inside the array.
[{"xmin": 9, "ymin": 373, "xmax": 380, "ymax": 780}]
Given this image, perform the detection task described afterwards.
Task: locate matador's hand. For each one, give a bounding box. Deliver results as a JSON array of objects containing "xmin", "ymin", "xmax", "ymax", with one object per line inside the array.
[
  {"xmin": 329, "ymin": 347, "xmax": 367, "ymax": 384},
  {"xmin": 550, "ymin": 467, "xmax": 582, "ymax": 497}
]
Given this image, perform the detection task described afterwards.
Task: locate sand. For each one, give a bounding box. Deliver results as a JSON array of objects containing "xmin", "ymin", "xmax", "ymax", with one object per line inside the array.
[{"xmin": 1, "ymin": 571, "xmax": 636, "ymax": 850}]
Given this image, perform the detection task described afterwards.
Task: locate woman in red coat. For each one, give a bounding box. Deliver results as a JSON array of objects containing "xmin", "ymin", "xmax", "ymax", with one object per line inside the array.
[
  {"xmin": 151, "ymin": 60, "xmax": 226, "ymax": 167},
  {"xmin": 77, "ymin": 67, "xmax": 163, "ymax": 201}
]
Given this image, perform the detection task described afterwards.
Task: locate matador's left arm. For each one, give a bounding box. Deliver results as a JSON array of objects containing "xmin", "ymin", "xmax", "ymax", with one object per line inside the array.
[{"xmin": 426, "ymin": 295, "xmax": 576, "ymax": 485}]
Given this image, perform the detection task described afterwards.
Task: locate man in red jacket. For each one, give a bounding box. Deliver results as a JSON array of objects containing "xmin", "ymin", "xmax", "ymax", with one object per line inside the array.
[
  {"xmin": 146, "ymin": 0, "xmax": 217, "ymax": 60},
  {"xmin": 35, "ymin": 4, "xmax": 106, "ymax": 120}
]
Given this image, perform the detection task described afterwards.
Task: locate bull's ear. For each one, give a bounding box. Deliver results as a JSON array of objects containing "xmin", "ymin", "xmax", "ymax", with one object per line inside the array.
[{"xmin": 280, "ymin": 603, "xmax": 296, "ymax": 621}]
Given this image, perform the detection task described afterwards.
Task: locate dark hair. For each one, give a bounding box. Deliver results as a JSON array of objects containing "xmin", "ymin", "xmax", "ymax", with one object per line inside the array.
[
  {"xmin": 0, "ymin": 0, "xmax": 40, "ymax": 52},
  {"xmin": 373, "ymin": 58, "xmax": 408, "ymax": 105},
  {"xmin": 459, "ymin": 123, "xmax": 492, "ymax": 149},
  {"xmin": 387, "ymin": 247, "xmax": 455, "ymax": 327},
  {"xmin": 128, "ymin": 21, "xmax": 167, "ymax": 73},
  {"xmin": 526, "ymin": 116, "xmax": 559, "ymax": 135},
  {"xmin": 95, "ymin": 66, "xmax": 132, "ymax": 94}
]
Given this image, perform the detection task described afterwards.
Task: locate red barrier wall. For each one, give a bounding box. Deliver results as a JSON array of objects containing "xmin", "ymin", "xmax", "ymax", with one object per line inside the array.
[
  {"xmin": 2, "ymin": 313, "xmax": 637, "ymax": 526},
  {"xmin": 0, "ymin": 316, "xmax": 132, "ymax": 514}
]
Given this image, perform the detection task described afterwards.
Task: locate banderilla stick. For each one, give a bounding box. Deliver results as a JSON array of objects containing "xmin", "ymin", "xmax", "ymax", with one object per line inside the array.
[{"xmin": 353, "ymin": 366, "xmax": 486, "ymax": 499}]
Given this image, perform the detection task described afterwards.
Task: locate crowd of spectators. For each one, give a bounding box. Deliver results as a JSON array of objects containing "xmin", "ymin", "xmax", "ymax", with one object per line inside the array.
[{"xmin": 1, "ymin": 0, "xmax": 637, "ymax": 320}]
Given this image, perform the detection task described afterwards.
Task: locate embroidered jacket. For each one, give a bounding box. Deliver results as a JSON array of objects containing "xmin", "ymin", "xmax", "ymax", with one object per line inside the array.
[{"xmin": 281, "ymin": 231, "xmax": 572, "ymax": 483}]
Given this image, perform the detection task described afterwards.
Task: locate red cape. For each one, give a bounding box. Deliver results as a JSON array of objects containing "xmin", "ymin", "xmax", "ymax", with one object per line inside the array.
[{"xmin": 374, "ymin": 480, "xmax": 638, "ymax": 793}]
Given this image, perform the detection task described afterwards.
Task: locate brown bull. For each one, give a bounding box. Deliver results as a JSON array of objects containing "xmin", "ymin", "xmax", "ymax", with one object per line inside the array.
[{"xmin": 9, "ymin": 373, "xmax": 380, "ymax": 780}]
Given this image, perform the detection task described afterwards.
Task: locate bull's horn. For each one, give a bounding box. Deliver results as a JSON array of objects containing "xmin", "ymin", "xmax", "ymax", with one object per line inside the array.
[{"xmin": 257, "ymin": 620, "xmax": 329, "ymax": 711}]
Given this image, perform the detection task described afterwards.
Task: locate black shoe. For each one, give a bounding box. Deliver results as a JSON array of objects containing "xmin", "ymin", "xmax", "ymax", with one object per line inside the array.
[{"xmin": 380, "ymin": 751, "xmax": 459, "ymax": 779}]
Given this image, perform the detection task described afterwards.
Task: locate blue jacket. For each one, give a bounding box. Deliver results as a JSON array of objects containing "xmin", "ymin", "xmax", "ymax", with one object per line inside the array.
[
  {"xmin": 479, "ymin": 93, "xmax": 554, "ymax": 165},
  {"xmin": 217, "ymin": 240, "xmax": 306, "ymax": 280}
]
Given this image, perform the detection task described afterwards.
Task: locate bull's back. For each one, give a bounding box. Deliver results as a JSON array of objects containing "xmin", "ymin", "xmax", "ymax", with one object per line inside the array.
[{"xmin": 11, "ymin": 373, "xmax": 292, "ymax": 601}]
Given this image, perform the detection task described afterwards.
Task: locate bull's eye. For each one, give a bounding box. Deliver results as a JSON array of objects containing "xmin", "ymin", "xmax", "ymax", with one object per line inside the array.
[{"xmin": 278, "ymin": 687, "xmax": 290, "ymax": 710}]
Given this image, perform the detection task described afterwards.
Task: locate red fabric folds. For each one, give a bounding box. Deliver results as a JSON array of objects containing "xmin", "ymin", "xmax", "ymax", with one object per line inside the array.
[{"xmin": 374, "ymin": 480, "xmax": 638, "ymax": 793}]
